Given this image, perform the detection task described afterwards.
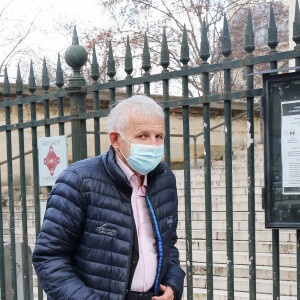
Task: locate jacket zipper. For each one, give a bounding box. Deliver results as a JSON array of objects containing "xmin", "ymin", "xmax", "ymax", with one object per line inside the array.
[{"xmin": 145, "ymin": 193, "xmax": 163, "ymax": 296}]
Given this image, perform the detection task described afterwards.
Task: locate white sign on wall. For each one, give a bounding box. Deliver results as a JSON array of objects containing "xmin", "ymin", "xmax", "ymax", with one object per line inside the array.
[{"xmin": 38, "ymin": 135, "xmax": 68, "ymax": 186}]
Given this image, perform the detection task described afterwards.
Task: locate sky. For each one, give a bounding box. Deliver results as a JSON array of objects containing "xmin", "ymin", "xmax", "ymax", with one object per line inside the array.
[{"xmin": 0, "ymin": 0, "xmax": 109, "ymax": 81}]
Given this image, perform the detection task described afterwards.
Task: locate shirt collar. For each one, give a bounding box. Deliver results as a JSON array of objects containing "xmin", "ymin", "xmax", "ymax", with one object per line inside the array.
[{"xmin": 116, "ymin": 153, "xmax": 147, "ymax": 187}]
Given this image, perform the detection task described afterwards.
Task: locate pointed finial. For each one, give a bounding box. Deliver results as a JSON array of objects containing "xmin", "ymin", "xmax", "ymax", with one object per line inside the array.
[
  {"xmin": 91, "ymin": 45, "xmax": 100, "ymax": 82},
  {"xmin": 125, "ymin": 36, "xmax": 133, "ymax": 78},
  {"xmin": 56, "ymin": 54, "xmax": 64, "ymax": 88},
  {"xmin": 72, "ymin": 26, "xmax": 79, "ymax": 45},
  {"xmin": 107, "ymin": 41, "xmax": 116, "ymax": 80},
  {"xmin": 200, "ymin": 20, "xmax": 210, "ymax": 62},
  {"xmin": 180, "ymin": 25, "xmax": 190, "ymax": 66},
  {"xmin": 16, "ymin": 64, "xmax": 23, "ymax": 96},
  {"xmin": 244, "ymin": 10, "xmax": 255, "ymax": 54},
  {"xmin": 28, "ymin": 60, "xmax": 36, "ymax": 94},
  {"xmin": 161, "ymin": 28, "xmax": 169, "ymax": 70},
  {"xmin": 221, "ymin": 14, "xmax": 231, "ymax": 58},
  {"xmin": 293, "ymin": 0, "xmax": 300, "ymax": 45},
  {"xmin": 42, "ymin": 57, "xmax": 50, "ymax": 91},
  {"xmin": 268, "ymin": 4, "xmax": 278, "ymax": 50},
  {"xmin": 65, "ymin": 28, "xmax": 87, "ymax": 73},
  {"xmin": 142, "ymin": 33, "xmax": 151, "ymax": 73},
  {"xmin": 3, "ymin": 68, "xmax": 10, "ymax": 98}
]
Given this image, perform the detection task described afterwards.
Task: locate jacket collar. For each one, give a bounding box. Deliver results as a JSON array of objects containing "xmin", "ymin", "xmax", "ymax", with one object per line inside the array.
[{"xmin": 103, "ymin": 146, "xmax": 132, "ymax": 198}]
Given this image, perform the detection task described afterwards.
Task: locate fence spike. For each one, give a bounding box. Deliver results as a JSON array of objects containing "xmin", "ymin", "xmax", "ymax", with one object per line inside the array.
[
  {"xmin": 161, "ymin": 28, "xmax": 169, "ymax": 70},
  {"xmin": 125, "ymin": 36, "xmax": 133, "ymax": 77},
  {"xmin": 42, "ymin": 57, "xmax": 50, "ymax": 91},
  {"xmin": 244, "ymin": 10, "xmax": 255, "ymax": 54},
  {"xmin": 142, "ymin": 33, "xmax": 151, "ymax": 73},
  {"xmin": 16, "ymin": 64, "xmax": 23, "ymax": 96},
  {"xmin": 3, "ymin": 67, "xmax": 10, "ymax": 98},
  {"xmin": 91, "ymin": 44, "xmax": 100, "ymax": 82},
  {"xmin": 200, "ymin": 20, "xmax": 210, "ymax": 62},
  {"xmin": 180, "ymin": 24, "xmax": 190, "ymax": 66},
  {"xmin": 268, "ymin": 4, "xmax": 278, "ymax": 50},
  {"xmin": 293, "ymin": 0, "xmax": 300, "ymax": 45},
  {"xmin": 28, "ymin": 60, "xmax": 36, "ymax": 93},
  {"xmin": 107, "ymin": 41, "xmax": 116, "ymax": 80},
  {"xmin": 72, "ymin": 26, "xmax": 79, "ymax": 45},
  {"xmin": 221, "ymin": 14, "xmax": 231, "ymax": 58},
  {"xmin": 56, "ymin": 54, "xmax": 64, "ymax": 88}
]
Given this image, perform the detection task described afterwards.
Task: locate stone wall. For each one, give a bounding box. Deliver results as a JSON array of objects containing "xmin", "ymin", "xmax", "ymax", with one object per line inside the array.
[{"xmin": 0, "ymin": 86, "xmax": 261, "ymax": 184}]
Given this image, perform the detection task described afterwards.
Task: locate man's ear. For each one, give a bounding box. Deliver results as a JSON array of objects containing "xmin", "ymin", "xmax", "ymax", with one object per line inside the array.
[{"xmin": 110, "ymin": 131, "xmax": 120, "ymax": 150}]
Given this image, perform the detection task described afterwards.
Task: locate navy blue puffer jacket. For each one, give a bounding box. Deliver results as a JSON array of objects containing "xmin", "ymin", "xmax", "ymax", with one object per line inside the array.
[{"xmin": 33, "ymin": 147, "xmax": 185, "ymax": 300}]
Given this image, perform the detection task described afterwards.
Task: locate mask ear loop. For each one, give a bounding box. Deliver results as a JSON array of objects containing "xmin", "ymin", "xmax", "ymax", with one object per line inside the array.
[
  {"xmin": 118, "ymin": 132, "xmax": 131, "ymax": 145},
  {"xmin": 118, "ymin": 147, "xmax": 128, "ymax": 161},
  {"xmin": 118, "ymin": 132, "xmax": 131, "ymax": 161}
]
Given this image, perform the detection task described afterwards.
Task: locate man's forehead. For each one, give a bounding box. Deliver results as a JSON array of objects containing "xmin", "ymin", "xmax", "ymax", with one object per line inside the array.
[{"xmin": 125, "ymin": 113, "xmax": 165, "ymax": 133}]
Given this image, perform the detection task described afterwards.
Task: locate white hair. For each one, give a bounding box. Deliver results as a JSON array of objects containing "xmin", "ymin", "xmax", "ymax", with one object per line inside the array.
[{"xmin": 106, "ymin": 95, "xmax": 165, "ymax": 133}]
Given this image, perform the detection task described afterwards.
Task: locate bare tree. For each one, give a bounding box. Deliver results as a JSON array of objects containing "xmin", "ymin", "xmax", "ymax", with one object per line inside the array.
[
  {"xmin": 0, "ymin": 0, "xmax": 43, "ymax": 81},
  {"xmin": 82, "ymin": 0, "xmax": 289, "ymax": 96},
  {"xmin": 212, "ymin": 1, "xmax": 289, "ymax": 94}
]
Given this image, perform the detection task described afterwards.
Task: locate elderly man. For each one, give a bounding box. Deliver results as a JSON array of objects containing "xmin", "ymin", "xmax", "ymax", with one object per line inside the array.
[{"xmin": 33, "ymin": 95, "xmax": 185, "ymax": 300}]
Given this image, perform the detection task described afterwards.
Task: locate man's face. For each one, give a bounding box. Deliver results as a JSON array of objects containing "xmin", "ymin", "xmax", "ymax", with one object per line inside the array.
[{"xmin": 118, "ymin": 112, "xmax": 165, "ymax": 163}]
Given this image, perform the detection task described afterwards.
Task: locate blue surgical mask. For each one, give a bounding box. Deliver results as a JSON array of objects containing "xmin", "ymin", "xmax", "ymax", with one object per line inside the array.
[{"xmin": 118, "ymin": 133, "xmax": 164, "ymax": 175}]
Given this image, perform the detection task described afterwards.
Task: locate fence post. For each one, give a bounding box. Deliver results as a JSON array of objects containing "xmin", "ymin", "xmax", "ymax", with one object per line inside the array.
[
  {"xmin": 65, "ymin": 27, "xmax": 88, "ymax": 162},
  {"xmin": 221, "ymin": 15, "xmax": 234, "ymax": 300},
  {"xmin": 180, "ymin": 25, "xmax": 193, "ymax": 300}
]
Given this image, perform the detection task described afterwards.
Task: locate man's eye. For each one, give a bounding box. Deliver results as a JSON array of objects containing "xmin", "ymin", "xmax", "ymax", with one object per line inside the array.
[{"xmin": 138, "ymin": 135, "xmax": 145, "ymax": 138}]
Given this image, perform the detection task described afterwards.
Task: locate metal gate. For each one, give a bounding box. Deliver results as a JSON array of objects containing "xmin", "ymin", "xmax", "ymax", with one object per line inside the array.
[{"xmin": 1, "ymin": 4, "xmax": 300, "ymax": 300}]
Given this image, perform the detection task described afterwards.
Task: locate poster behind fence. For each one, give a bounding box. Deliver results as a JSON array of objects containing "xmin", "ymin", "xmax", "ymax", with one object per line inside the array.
[
  {"xmin": 281, "ymin": 100, "xmax": 300, "ymax": 195},
  {"xmin": 38, "ymin": 136, "xmax": 68, "ymax": 186}
]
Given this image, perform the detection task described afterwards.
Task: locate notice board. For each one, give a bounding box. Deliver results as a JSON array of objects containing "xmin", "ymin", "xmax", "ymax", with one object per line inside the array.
[{"xmin": 263, "ymin": 72, "xmax": 300, "ymax": 228}]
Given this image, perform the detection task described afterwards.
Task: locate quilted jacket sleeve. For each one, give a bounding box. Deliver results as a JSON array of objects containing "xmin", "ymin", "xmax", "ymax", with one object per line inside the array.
[
  {"xmin": 161, "ymin": 181, "xmax": 185, "ymax": 300},
  {"xmin": 32, "ymin": 168, "xmax": 101, "ymax": 300}
]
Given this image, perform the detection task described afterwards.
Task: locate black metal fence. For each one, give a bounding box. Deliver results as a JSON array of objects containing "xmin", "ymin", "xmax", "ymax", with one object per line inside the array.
[{"xmin": 1, "ymin": 3, "xmax": 300, "ymax": 300}]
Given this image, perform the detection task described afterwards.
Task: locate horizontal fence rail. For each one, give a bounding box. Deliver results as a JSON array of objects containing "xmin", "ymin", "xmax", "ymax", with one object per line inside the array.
[
  {"xmin": 87, "ymin": 48, "xmax": 300, "ymax": 92},
  {"xmin": 1, "ymin": 3, "xmax": 300, "ymax": 300}
]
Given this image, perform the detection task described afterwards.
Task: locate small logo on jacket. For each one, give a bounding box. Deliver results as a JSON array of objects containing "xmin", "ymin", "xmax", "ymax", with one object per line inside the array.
[
  {"xmin": 96, "ymin": 224, "xmax": 117, "ymax": 237},
  {"xmin": 167, "ymin": 216, "xmax": 173, "ymax": 228}
]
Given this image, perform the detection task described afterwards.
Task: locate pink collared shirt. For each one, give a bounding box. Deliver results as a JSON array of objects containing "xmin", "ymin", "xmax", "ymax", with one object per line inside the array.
[{"xmin": 116, "ymin": 154, "xmax": 158, "ymax": 292}]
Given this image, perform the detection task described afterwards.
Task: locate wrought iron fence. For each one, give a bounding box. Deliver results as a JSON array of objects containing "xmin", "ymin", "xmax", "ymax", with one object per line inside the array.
[{"xmin": 0, "ymin": 3, "xmax": 300, "ymax": 300}]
